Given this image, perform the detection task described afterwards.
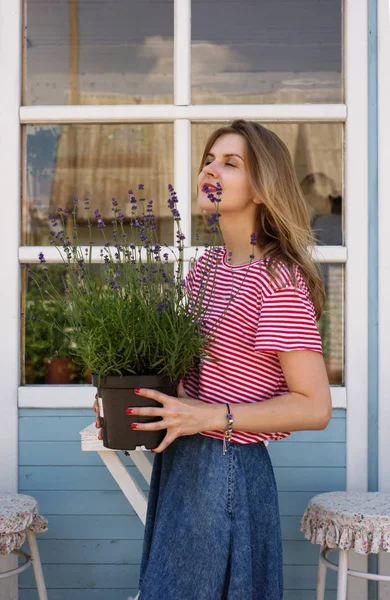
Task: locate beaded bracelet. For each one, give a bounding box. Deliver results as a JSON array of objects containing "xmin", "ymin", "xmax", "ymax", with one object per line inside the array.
[{"xmin": 222, "ymin": 403, "xmax": 234, "ymax": 455}]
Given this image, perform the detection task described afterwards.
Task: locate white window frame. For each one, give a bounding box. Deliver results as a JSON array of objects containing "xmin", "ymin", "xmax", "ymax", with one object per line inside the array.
[
  {"xmin": 2, "ymin": 0, "xmax": 368, "ymax": 506},
  {"xmin": 378, "ymin": 0, "xmax": 390, "ymax": 497},
  {"xmin": 0, "ymin": 0, "xmax": 22, "ymax": 592},
  {"xmin": 378, "ymin": 0, "xmax": 390, "ymax": 595}
]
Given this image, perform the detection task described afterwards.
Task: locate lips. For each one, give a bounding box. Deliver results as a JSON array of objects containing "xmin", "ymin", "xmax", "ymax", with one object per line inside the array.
[{"xmin": 202, "ymin": 183, "xmax": 220, "ymax": 193}]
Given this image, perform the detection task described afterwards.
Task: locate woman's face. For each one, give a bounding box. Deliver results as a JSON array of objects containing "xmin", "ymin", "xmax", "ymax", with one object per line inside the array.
[{"xmin": 197, "ymin": 133, "xmax": 256, "ymax": 214}]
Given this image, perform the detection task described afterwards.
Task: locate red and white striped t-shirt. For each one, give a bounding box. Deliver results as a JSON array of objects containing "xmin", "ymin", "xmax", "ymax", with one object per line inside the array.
[{"xmin": 183, "ymin": 246, "xmax": 323, "ymax": 444}]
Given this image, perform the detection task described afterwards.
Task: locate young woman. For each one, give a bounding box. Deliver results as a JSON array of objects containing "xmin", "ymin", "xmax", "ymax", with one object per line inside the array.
[{"xmin": 94, "ymin": 120, "xmax": 332, "ymax": 600}]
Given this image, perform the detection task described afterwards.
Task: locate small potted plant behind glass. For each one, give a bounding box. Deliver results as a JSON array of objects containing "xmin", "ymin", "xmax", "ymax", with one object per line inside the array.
[
  {"xmin": 23, "ymin": 184, "xmax": 234, "ymax": 450},
  {"xmin": 24, "ymin": 277, "xmax": 75, "ymax": 384}
]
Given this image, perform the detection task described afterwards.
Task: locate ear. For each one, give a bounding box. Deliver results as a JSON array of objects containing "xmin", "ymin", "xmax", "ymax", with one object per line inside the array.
[{"xmin": 253, "ymin": 196, "xmax": 263, "ymax": 205}]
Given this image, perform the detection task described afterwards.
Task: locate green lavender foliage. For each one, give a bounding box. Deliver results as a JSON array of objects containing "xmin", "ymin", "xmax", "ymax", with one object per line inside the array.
[{"xmin": 23, "ymin": 185, "xmax": 223, "ymax": 383}]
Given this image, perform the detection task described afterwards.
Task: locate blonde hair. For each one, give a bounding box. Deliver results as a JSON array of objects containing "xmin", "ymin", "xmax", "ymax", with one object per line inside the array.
[{"xmin": 198, "ymin": 120, "xmax": 325, "ymax": 320}]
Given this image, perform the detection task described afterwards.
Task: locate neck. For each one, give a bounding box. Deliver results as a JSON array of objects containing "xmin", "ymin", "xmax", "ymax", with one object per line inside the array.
[{"xmin": 218, "ymin": 213, "xmax": 262, "ymax": 266}]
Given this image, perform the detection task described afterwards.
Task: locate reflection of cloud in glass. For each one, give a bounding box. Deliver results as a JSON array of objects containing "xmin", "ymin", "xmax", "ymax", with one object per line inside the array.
[
  {"xmin": 139, "ymin": 36, "xmax": 174, "ymax": 80},
  {"xmin": 26, "ymin": 0, "xmax": 341, "ymax": 105},
  {"xmin": 137, "ymin": 36, "xmax": 250, "ymax": 83},
  {"xmin": 192, "ymin": 41, "xmax": 249, "ymax": 79}
]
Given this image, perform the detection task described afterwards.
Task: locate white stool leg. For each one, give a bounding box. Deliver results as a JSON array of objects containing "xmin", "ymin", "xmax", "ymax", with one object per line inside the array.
[
  {"xmin": 26, "ymin": 529, "xmax": 48, "ymax": 600},
  {"xmin": 337, "ymin": 549, "xmax": 348, "ymax": 600},
  {"xmin": 316, "ymin": 547, "xmax": 327, "ymax": 600}
]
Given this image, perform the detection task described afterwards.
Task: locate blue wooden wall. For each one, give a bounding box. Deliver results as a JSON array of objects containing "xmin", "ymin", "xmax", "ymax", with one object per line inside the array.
[{"xmin": 18, "ymin": 408, "xmax": 345, "ymax": 599}]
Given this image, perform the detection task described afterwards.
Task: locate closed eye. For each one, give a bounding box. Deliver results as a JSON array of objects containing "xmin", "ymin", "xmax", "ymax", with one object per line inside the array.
[{"xmin": 204, "ymin": 161, "xmax": 235, "ymax": 167}]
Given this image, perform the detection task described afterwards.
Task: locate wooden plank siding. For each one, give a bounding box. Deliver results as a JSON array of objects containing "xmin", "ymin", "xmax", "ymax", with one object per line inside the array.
[{"xmin": 18, "ymin": 408, "xmax": 346, "ymax": 599}]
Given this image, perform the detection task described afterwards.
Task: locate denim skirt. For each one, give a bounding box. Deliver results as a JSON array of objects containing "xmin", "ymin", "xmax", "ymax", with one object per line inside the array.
[{"xmin": 139, "ymin": 434, "xmax": 283, "ymax": 600}]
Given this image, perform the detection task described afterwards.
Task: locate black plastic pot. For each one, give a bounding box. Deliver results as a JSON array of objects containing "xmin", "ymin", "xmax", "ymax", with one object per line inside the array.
[{"xmin": 92, "ymin": 374, "xmax": 177, "ymax": 450}]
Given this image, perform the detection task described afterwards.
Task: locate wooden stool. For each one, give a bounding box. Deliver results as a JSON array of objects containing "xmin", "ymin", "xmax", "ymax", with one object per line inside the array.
[
  {"xmin": 0, "ymin": 493, "xmax": 48, "ymax": 599},
  {"xmin": 301, "ymin": 492, "xmax": 390, "ymax": 600}
]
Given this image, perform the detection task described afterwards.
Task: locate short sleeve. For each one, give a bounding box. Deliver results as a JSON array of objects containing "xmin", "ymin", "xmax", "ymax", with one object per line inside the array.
[{"xmin": 255, "ymin": 287, "xmax": 323, "ymax": 354}]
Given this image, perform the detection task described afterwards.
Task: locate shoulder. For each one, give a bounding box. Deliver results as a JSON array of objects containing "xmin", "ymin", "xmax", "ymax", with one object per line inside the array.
[{"xmin": 259, "ymin": 258, "xmax": 311, "ymax": 300}]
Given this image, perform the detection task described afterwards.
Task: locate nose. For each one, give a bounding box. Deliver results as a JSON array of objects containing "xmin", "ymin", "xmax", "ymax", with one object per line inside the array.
[{"xmin": 202, "ymin": 159, "xmax": 219, "ymax": 178}]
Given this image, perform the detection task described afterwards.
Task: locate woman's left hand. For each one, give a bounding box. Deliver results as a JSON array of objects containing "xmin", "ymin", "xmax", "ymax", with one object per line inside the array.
[{"xmin": 128, "ymin": 381, "xmax": 220, "ymax": 453}]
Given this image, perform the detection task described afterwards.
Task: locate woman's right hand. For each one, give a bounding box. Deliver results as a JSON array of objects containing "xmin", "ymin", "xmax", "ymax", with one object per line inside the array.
[{"xmin": 93, "ymin": 393, "xmax": 103, "ymax": 440}]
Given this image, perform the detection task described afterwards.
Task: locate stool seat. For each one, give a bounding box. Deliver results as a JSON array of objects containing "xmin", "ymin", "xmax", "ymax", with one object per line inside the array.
[
  {"xmin": 0, "ymin": 493, "xmax": 48, "ymax": 555},
  {"xmin": 301, "ymin": 491, "xmax": 390, "ymax": 555}
]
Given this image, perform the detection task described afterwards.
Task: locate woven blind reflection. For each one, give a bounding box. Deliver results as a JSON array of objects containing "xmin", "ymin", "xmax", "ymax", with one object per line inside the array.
[{"xmin": 50, "ymin": 102, "xmax": 173, "ymax": 223}]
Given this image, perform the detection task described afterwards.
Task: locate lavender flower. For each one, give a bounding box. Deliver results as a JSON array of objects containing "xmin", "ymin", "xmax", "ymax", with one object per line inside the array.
[
  {"xmin": 207, "ymin": 212, "xmax": 220, "ymax": 233},
  {"xmin": 25, "ymin": 182, "xmax": 227, "ymax": 384}
]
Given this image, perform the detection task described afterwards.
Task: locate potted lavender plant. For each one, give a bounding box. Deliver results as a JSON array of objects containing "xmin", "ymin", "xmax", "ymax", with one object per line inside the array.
[{"xmin": 23, "ymin": 184, "xmax": 224, "ymax": 450}]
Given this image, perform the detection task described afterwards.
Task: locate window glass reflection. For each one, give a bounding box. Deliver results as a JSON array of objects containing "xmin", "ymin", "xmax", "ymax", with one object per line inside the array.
[
  {"xmin": 192, "ymin": 0, "xmax": 342, "ymax": 104},
  {"xmin": 318, "ymin": 263, "xmax": 344, "ymax": 385},
  {"xmin": 25, "ymin": 0, "xmax": 173, "ymax": 105},
  {"xmin": 22, "ymin": 264, "xmax": 90, "ymax": 384},
  {"xmin": 23, "ymin": 124, "xmax": 174, "ymax": 246}
]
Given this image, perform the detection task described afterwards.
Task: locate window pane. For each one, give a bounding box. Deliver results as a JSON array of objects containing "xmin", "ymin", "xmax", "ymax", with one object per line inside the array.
[
  {"xmin": 318, "ymin": 263, "xmax": 344, "ymax": 385},
  {"xmin": 23, "ymin": 124, "xmax": 174, "ymax": 246},
  {"xmin": 22, "ymin": 264, "xmax": 90, "ymax": 384},
  {"xmin": 25, "ymin": 0, "xmax": 173, "ymax": 105},
  {"xmin": 192, "ymin": 0, "xmax": 342, "ymax": 104},
  {"xmin": 191, "ymin": 122, "xmax": 343, "ymax": 246}
]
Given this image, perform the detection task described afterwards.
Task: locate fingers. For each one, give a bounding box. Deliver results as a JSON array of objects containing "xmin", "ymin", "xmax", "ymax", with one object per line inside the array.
[
  {"xmin": 93, "ymin": 394, "xmax": 103, "ymax": 441},
  {"xmin": 131, "ymin": 418, "xmax": 168, "ymax": 432},
  {"xmin": 151, "ymin": 432, "xmax": 177, "ymax": 454},
  {"xmin": 135, "ymin": 388, "xmax": 172, "ymax": 404},
  {"xmin": 93, "ymin": 394, "xmax": 101, "ymax": 429},
  {"xmin": 177, "ymin": 380, "xmax": 189, "ymax": 398},
  {"xmin": 127, "ymin": 406, "xmax": 169, "ymax": 432},
  {"xmin": 127, "ymin": 406, "xmax": 164, "ymax": 418},
  {"xmin": 93, "ymin": 394, "xmax": 99, "ymax": 414}
]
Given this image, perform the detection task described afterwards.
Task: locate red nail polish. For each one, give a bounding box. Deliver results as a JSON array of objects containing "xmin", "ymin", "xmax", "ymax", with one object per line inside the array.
[
  {"xmin": 150, "ymin": 450, "xmax": 155, "ymax": 453},
  {"xmin": 131, "ymin": 423, "xmax": 138, "ymax": 429},
  {"xmin": 95, "ymin": 393, "xmax": 98, "ymax": 400},
  {"xmin": 134, "ymin": 388, "xmax": 140, "ymax": 394},
  {"xmin": 126, "ymin": 408, "xmax": 133, "ymax": 415}
]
